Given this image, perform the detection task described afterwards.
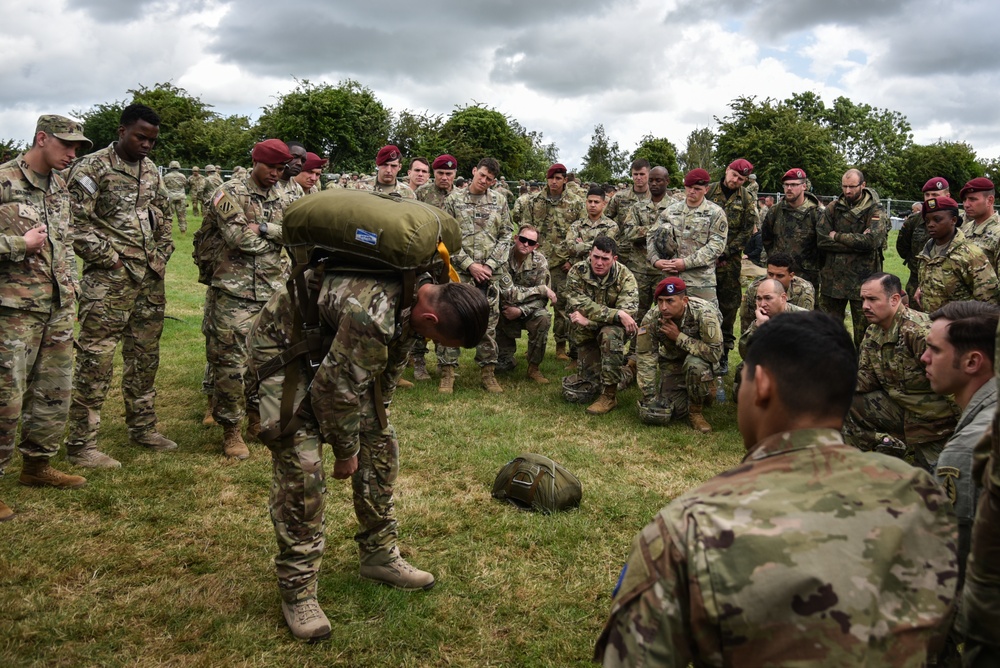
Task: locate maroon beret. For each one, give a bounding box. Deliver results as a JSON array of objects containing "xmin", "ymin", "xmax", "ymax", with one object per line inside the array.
[
  {"xmin": 960, "ymin": 177, "xmax": 995, "ymax": 200},
  {"xmin": 302, "ymin": 152, "xmax": 328, "ymax": 171},
  {"xmin": 375, "ymin": 145, "xmax": 401, "ymax": 166},
  {"xmin": 922, "ymin": 196, "xmax": 961, "ymax": 218},
  {"xmin": 683, "ymin": 168, "xmax": 711, "ymax": 187},
  {"xmin": 782, "ymin": 168, "xmax": 807, "ymax": 182},
  {"xmin": 251, "ymin": 139, "xmax": 293, "ymax": 165},
  {"xmin": 728, "ymin": 158, "xmax": 754, "ymax": 176},
  {"xmin": 432, "ymin": 154, "xmax": 457, "ymax": 170},
  {"xmin": 922, "ymin": 177, "xmax": 949, "ymax": 193},
  {"xmin": 654, "ymin": 277, "xmax": 687, "ymax": 298},
  {"xmin": 546, "ymin": 163, "xmax": 567, "ymax": 179}
]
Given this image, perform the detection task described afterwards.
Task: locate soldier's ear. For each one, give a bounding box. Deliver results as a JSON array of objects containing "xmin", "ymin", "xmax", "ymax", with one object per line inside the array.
[{"xmin": 751, "ymin": 364, "xmax": 775, "ymax": 408}]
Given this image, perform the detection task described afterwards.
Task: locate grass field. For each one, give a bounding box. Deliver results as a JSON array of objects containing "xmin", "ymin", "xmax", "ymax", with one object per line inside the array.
[{"xmin": 0, "ymin": 216, "xmax": 909, "ymax": 667}]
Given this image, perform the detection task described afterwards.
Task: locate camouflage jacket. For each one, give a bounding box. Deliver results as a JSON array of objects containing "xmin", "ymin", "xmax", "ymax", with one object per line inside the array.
[
  {"xmin": 636, "ymin": 297, "xmax": 723, "ymax": 400},
  {"xmin": 414, "ymin": 182, "xmax": 453, "ymax": 210},
  {"xmin": 187, "ymin": 173, "xmax": 205, "ymax": 197},
  {"xmin": 595, "ymin": 427, "xmax": 958, "ymax": 667},
  {"xmin": 493, "ymin": 184, "xmax": 516, "ymax": 209},
  {"xmin": 500, "ymin": 249, "xmax": 550, "ymax": 319},
  {"xmin": 816, "ymin": 189, "xmax": 888, "ymax": 299},
  {"xmin": 274, "ymin": 178, "xmax": 304, "ymax": 211},
  {"xmin": 706, "ymin": 181, "xmax": 757, "ymax": 260},
  {"xmin": 620, "ymin": 196, "xmax": 672, "ymax": 276},
  {"xmin": 738, "ymin": 304, "xmax": 808, "ymax": 358},
  {"xmin": 605, "ymin": 187, "xmax": 650, "ymax": 226},
  {"xmin": 937, "ymin": 380, "xmax": 994, "ymax": 531},
  {"xmin": 0, "ymin": 155, "xmax": 77, "ymax": 311},
  {"xmin": 207, "ymin": 174, "xmax": 286, "ymax": 302},
  {"xmin": 249, "ymin": 272, "xmax": 417, "ymax": 461},
  {"xmin": 564, "ymin": 215, "xmax": 619, "ymax": 264},
  {"xmin": 916, "ymin": 228, "xmax": 999, "ymax": 313},
  {"xmin": 739, "ymin": 275, "xmax": 815, "ymax": 331},
  {"xmin": 516, "ymin": 187, "xmax": 585, "ymax": 269},
  {"xmin": 202, "ymin": 173, "xmax": 224, "ymax": 203},
  {"xmin": 647, "ymin": 198, "xmax": 728, "ymax": 289},
  {"xmin": 896, "ymin": 210, "xmax": 930, "ymax": 271},
  {"xmin": 68, "ymin": 143, "xmax": 172, "ymax": 282},
  {"xmin": 564, "ymin": 260, "xmax": 638, "ymax": 327},
  {"xmin": 762, "ymin": 193, "xmax": 824, "ymax": 278},
  {"xmin": 443, "ymin": 187, "xmax": 514, "ymax": 276},
  {"xmin": 857, "ymin": 306, "xmax": 957, "ymax": 424},
  {"xmin": 162, "ymin": 170, "xmax": 188, "ymax": 199},
  {"xmin": 365, "ymin": 179, "xmax": 416, "ymax": 200},
  {"xmin": 963, "ymin": 212, "xmax": 1000, "ymax": 274}
]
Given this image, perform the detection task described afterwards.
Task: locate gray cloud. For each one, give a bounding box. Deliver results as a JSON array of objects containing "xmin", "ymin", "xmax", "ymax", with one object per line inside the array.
[{"xmin": 66, "ymin": 0, "xmax": 211, "ymax": 24}]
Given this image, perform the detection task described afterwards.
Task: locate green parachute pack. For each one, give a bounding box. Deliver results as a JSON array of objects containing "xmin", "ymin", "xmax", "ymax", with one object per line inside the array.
[{"xmin": 492, "ymin": 453, "xmax": 582, "ymax": 514}]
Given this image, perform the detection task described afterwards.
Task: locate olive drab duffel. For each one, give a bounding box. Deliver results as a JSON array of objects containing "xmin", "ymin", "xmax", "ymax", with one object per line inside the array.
[{"xmin": 492, "ymin": 453, "xmax": 582, "ymax": 514}]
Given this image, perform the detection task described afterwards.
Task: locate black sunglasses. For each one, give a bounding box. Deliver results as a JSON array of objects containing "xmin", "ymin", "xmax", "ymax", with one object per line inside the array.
[{"xmin": 517, "ymin": 235, "xmax": 539, "ymax": 247}]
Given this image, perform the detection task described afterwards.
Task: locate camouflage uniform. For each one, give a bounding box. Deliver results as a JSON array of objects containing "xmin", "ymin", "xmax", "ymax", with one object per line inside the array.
[
  {"xmin": 437, "ymin": 187, "xmax": 513, "ymax": 368},
  {"xmin": 706, "ymin": 181, "xmax": 757, "ymax": 354},
  {"xmin": 564, "ymin": 260, "xmax": 638, "ymax": 387},
  {"xmin": 963, "ymin": 211, "xmax": 1000, "ymax": 274},
  {"xmin": 187, "ymin": 170, "xmax": 205, "ymax": 216},
  {"xmin": 647, "ymin": 198, "xmax": 728, "ymax": 304},
  {"xmin": 916, "ymin": 227, "xmax": 999, "ymax": 313},
  {"xmin": 564, "ymin": 214, "xmax": 619, "ymax": 264},
  {"xmin": 816, "ymin": 188, "xmax": 888, "ymax": 347},
  {"xmin": 414, "ymin": 182, "xmax": 452, "ymax": 210},
  {"xmin": 635, "ymin": 297, "xmax": 722, "ymax": 418},
  {"xmin": 896, "ymin": 210, "xmax": 930, "ymax": 303},
  {"xmin": 201, "ymin": 168, "xmax": 224, "ymax": 206},
  {"xmin": 162, "ymin": 166, "xmax": 188, "ymax": 232},
  {"xmin": 249, "ymin": 273, "xmax": 418, "ymax": 603},
  {"xmin": 739, "ymin": 275, "xmax": 815, "ymax": 332},
  {"xmin": 203, "ymin": 174, "xmax": 286, "ymax": 426},
  {"xmin": 274, "ymin": 178, "xmax": 304, "ymax": 210},
  {"xmin": 513, "ymin": 187, "xmax": 584, "ymax": 346},
  {"xmin": 366, "ymin": 179, "xmax": 416, "ymax": 199},
  {"xmin": 496, "ymin": 248, "xmax": 551, "ymax": 370},
  {"xmin": 620, "ymin": 197, "xmax": 671, "ymax": 321},
  {"xmin": 844, "ymin": 306, "xmax": 958, "ymax": 470},
  {"xmin": 66, "ymin": 144, "xmax": 173, "ymax": 448},
  {"xmin": 493, "ymin": 183, "xmax": 515, "ymax": 209},
  {"xmin": 595, "ymin": 427, "xmax": 958, "ymax": 667},
  {"xmin": 604, "ymin": 187, "xmax": 649, "ymax": 227},
  {"xmin": 761, "ymin": 192, "xmax": 824, "ymax": 289},
  {"xmin": 0, "ymin": 155, "xmax": 77, "ymax": 471}
]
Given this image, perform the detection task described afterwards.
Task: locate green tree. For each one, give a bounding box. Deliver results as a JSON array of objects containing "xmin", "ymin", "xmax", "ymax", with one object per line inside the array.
[
  {"xmin": 389, "ymin": 110, "xmax": 447, "ymax": 164},
  {"xmin": 75, "ymin": 100, "xmax": 126, "ymax": 156},
  {"xmin": 632, "ymin": 134, "xmax": 681, "ymax": 186},
  {"xmin": 257, "ymin": 79, "xmax": 392, "ymax": 174},
  {"xmin": 193, "ymin": 115, "xmax": 257, "ymax": 170},
  {"xmin": 897, "ymin": 141, "xmax": 983, "ymax": 201},
  {"xmin": 0, "ymin": 138, "xmax": 29, "ymax": 163},
  {"xmin": 127, "ymin": 82, "xmax": 216, "ymax": 166},
  {"xmin": 517, "ymin": 129, "xmax": 559, "ymax": 182},
  {"xmin": 579, "ymin": 124, "xmax": 627, "ymax": 184},
  {"xmin": 678, "ymin": 127, "xmax": 716, "ymax": 177}
]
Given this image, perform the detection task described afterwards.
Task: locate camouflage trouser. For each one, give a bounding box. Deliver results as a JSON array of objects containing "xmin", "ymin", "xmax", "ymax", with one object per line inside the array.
[
  {"xmin": 686, "ymin": 284, "xmax": 718, "ymax": 307},
  {"xmin": 68, "ymin": 267, "xmax": 165, "ymax": 449},
  {"xmin": 204, "ymin": 289, "xmax": 264, "ymax": 426},
  {"xmin": 820, "ymin": 295, "xmax": 866, "ymax": 348},
  {"xmin": 439, "ymin": 278, "xmax": 498, "ymax": 368},
  {"xmin": 715, "ymin": 259, "xmax": 742, "ymax": 352},
  {"xmin": 550, "ymin": 267, "xmax": 570, "ymax": 345},
  {"xmin": 0, "ymin": 303, "xmax": 74, "ymax": 471},
  {"xmin": 260, "ymin": 368, "xmax": 399, "ymax": 603},
  {"xmin": 904, "ymin": 268, "xmax": 922, "ymax": 312},
  {"xmin": 634, "ymin": 271, "xmax": 660, "ymax": 323},
  {"xmin": 574, "ymin": 324, "xmax": 626, "ymax": 387},
  {"xmin": 797, "ymin": 269, "xmax": 820, "ymax": 295},
  {"xmin": 168, "ymin": 197, "xmax": 187, "ymax": 232},
  {"xmin": 201, "ymin": 290, "xmax": 216, "ymax": 397},
  {"xmin": 843, "ymin": 389, "xmax": 954, "ymax": 471},
  {"xmin": 648, "ymin": 356, "xmax": 714, "ymax": 417},
  {"xmin": 496, "ymin": 309, "xmax": 551, "ymax": 369},
  {"xmin": 190, "ymin": 195, "xmax": 201, "ymax": 217}
]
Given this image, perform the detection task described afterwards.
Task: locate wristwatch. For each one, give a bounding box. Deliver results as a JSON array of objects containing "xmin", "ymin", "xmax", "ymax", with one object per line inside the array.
[{"xmin": 259, "ymin": 222, "xmax": 268, "ymax": 237}]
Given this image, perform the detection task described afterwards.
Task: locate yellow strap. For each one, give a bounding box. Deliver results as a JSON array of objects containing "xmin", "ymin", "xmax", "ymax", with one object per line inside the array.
[{"xmin": 437, "ymin": 241, "xmax": 460, "ymax": 283}]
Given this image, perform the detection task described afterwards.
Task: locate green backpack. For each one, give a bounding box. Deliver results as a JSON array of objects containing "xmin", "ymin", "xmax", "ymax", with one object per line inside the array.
[{"xmin": 492, "ymin": 454, "xmax": 582, "ymax": 514}]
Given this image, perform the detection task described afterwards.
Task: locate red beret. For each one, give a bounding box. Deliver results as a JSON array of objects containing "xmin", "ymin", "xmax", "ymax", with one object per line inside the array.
[
  {"xmin": 922, "ymin": 196, "xmax": 961, "ymax": 218},
  {"xmin": 683, "ymin": 168, "xmax": 711, "ymax": 187},
  {"xmin": 251, "ymin": 139, "xmax": 293, "ymax": 165},
  {"xmin": 960, "ymin": 177, "xmax": 995, "ymax": 200},
  {"xmin": 782, "ymin": 168, "xmax": 807, "ymax": 182},
  {"xmin": 728, "ymin": 158, "xmax": 753, "ymax": 176},
  {"xmin": 546, "ymin": 163, "xmax": 567, "ymax": 179},
  {"xmin": 921, "ymin": 177, "xmax": 949, "ymax": 193},
  {"xmin": 375, "ymin": 145, "xmax": 401, "ymax": 166},
  {"xmin": 432, "ymin": 154, "xmax": 457, "ymax": 170},
  {"xmin": 302, "ymin": 152, "xmax": 328, "ymax": 171},
  {"xmin": 654, "ymin": 277, "xmax": 687, "ymax": 298}
]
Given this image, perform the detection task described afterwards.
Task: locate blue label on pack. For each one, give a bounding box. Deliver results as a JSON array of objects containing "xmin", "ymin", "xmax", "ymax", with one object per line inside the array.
[{"xmin": 355, "ymin": 229, "xmax": 378, "ymax": 246}]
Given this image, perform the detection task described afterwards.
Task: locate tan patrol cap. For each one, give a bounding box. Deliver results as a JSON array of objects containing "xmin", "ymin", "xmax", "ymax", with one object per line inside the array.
[{"xmin": 35, "ymin": 115, "xmax": 92, "ymax": 149}]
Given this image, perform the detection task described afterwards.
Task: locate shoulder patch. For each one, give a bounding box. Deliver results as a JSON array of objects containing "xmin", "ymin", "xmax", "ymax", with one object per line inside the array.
[
  {"xmin": 75, "ymin": 174, "xmax": 98, "ymax": 196},
  {"xmin": 937, "ymin": 466, "xmax": 960, "ymax": 505}
]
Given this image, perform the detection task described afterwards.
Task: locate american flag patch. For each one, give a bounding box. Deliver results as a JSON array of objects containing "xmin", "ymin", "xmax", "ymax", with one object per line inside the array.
[{"xmin": 76, "ymin": 175, "xmax": 98, "ymax": 195}]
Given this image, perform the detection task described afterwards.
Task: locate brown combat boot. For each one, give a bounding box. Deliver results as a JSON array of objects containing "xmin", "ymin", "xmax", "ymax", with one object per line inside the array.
[
  {"xmin": 130, "ymin": 431, "xmax": 178, "ymax": 452},
  {"xmin": 527, "ymin": 364, "xmax": 549, "ymax": 384},
  {"xmin": 396, "ymin": 378, "xmax": 414, "ymax": 389},
  {"xmin": 438, "ymin": 366, "xmax": 455, "ymax": 394},
  {"xmin": 689, "ymin": 405, "xmax": 712, "ymax": 434},
  {"xmin": 555, "ymin": 342, "xmax": 571, "ymax": 361},
  {"xmin": 586, "ymin": 385, "xmax": 618, "ymax": 415},
  {"xmin": 202, "ymin": 401, "xmax": 216, "ymax": 427},
  {"xmin": 19, "ymin": 457, "xmax": 87, "ymax": 489},
  {"xmin": 223, "ymin": 424, "xmax": 250, "ymax": 460},
  {"xmin": 481, "ymin": 365, "xmax": 504, "ymax": 393},
  {"xmin": 0, "ymin": 499, "xmax": 14, "ymax": 522},
  {"xmin": 246, "ymin": 410, "xmax": 261, "ymax": 441},
  {"xmin": 412, "ymin": 356, "xmax": 431, "ymax": 381}
]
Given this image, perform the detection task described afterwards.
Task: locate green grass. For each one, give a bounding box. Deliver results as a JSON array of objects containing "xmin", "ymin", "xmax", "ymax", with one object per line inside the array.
[{"xmin": 0, "ymin": 220, "xmax": 909, "ymax": 667}]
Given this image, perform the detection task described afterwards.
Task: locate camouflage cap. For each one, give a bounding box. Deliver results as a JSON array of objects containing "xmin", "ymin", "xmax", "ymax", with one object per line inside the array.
[
  {"xmin": 35, "ymin": 115, "xmax": 92, "ymax": 149},
  {"xmin": 191, "ymin": 166, "xmax": 200, "ymax": 172},
  {"xmin": 205, "ymin": 165, "xmax": 217, "ymax": 172},
  {"xmin": 168, "ymin": 160, "xmax": 181, "ymax": 169}
]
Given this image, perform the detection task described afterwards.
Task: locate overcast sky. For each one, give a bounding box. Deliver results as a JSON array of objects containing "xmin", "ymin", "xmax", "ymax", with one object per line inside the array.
[{"xmin": 4, "ymin": 0, "xmax": 997, "ymax": 171}]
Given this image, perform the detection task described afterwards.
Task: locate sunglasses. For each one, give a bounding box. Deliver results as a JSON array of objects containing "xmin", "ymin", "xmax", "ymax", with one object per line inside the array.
[{"xmin": 517, "ymin": 235, "xmax": 539, "ymax": 247}]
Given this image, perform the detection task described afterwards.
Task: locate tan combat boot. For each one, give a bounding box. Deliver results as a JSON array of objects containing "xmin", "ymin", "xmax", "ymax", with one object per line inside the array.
[
  {"xmin": 527, "ymin": 364, "xmax": 549, "ymax": 384},
  {"xmin": 689, "ymin": 405, "xmax": 712, "ymax": 434},
  {"xmin": 130, "ymin": 431, "xmax": 178, "ymax": 452},
  {"xmin": 555, "ymin": 342, "xmax": 571, "ymax": 361},
  {"xmin": 586, "ymin": 385, "xmax": 618, "ymax": 415},
  {"xmin": 438, "ymin": 366, "xmax": 455, "ymax": 394},
  {"xmin": 202, "ymin": 402, "xmax": 216, "ymax": 427},
  {"xmin": 360, "ymin": 548, "xmax": 436, "ymax": 591},
  {"xmin": 223, "ymin": 424, "xmax": 250, "ymax": 460},
  {"xmin": 0, "ymin": 499, "xmax": 14, "ymax": 522},
  {"xmin": 412, "ymin": 356, "xmax": 431, "ymax": 381},
  {"xmin": 396, "ymin": 378, "xmax": 414, "ymax": 389},
  {"xmin": 481, "ymin": 365, "xmax": 504, "ymax": 393},
  {"xmin": 246, "ymin": 410, "xmax": 261, "ymax": 442},
  {"xmin": 67, "ymin": 446, "xmax": 121, "ymax": 469},
  {"xmin": 281, "ymin": 597, "xmax": 331, "ymax": 641},
  {"xmin": 19, "ymin": 457, "xmax": 87, "ymax": 489}
]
